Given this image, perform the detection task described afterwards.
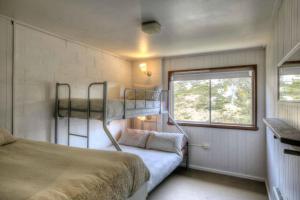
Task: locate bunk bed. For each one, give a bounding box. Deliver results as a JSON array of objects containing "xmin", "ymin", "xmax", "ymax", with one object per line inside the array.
[
  {"xmin": 54, "ymin": 81, "xmax": 189, "ymax": 193},
  {"xmin": 55, "ymin": 82, "xmax": 163, "ymax": 150}
]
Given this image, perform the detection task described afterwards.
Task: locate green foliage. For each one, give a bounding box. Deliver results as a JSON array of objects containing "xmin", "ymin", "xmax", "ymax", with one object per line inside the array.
[
  {"xmin": 174, "ymin": 80, "xmax": 209, "ymax": 122},
  {"xmin": 173, "ymin": 77, "xmax": 252, "ymax": 125},
  {"xmin": 211, "ymin": 78, "xmax": 252, "ymax": 125},
  {"xmin": 280, "ymin": 75, "xmax": 300, "ymax": 101}
]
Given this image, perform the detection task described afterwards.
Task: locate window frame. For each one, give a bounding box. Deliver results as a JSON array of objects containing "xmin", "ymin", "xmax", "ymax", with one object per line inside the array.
[
  {"xmin": 278, "ymin": 61, "xmax": 300, "ymax": 103},
  {"xmin": 168, "ymin": 65, "xmax": 258, "ymax": 131}
]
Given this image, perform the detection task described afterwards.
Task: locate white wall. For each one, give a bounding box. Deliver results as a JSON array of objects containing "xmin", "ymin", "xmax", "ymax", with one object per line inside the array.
[
  {"xmin": 266, "ymin": 0, "xmax": 300, "ymax": 199},
  {"xmin": 0, "ymin": 16, "xmax": 12, "ymax": 132},
  {"xmin": 131, "ymin": 58, "xmax": 162, "ymax": 87},
  {"xmin": 13, "ymin": 23, "xmax": 132, "ymax": 149},
  {"xmin": 162, "ymin": 48, "xmax": 266, "ymax": 180}
]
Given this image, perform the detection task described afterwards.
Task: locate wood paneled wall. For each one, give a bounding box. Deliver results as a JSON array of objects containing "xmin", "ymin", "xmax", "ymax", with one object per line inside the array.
[
  {"xmin": 266, "ymin": 0, "xmax": 300, "ymax": 199},
  {"xmin": 13, "ymin": 23, "xmax": 132, "ymax": 148},
  {"xmin": 0, "ymin": 16, "xmax": 12, "ymax": 132},
  {"xmin": 162, "ymin": 47, "xmax": 266, "ymax": 180}
]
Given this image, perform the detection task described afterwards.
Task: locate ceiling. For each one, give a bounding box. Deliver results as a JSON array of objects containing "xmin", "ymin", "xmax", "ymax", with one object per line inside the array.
[{"xmin": 0, "ymin": 0, "xmax": 275, "ymax": 60}]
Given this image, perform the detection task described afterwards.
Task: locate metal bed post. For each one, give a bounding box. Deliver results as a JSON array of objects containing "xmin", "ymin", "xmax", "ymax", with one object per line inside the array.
[
  {"xmin": 54, "ymin": 83, "xmax": 59, "ymax": 144},
  {"xmin": 102, "ymin": 81, "xmax": 122, "ymax": 151},
  {"xmin": 54, "ymin": 83, "xmax": 71, "ymax": 145},
  {"xmin": 123, "ymin": 89, "xmax": 127, "ymax": 119},
  {"xmin": 87, "ymin": 83, "xmax": 93, "ymax": 148}
]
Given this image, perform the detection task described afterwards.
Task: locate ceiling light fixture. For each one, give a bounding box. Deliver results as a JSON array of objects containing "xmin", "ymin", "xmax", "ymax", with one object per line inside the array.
[{"xmin": 142, "ymin": 21, "xmax": 161, "ymax": 35}]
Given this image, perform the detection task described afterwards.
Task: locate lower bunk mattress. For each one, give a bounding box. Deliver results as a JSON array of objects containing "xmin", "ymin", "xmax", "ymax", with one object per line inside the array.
[
  {"xmin": 0, "ymin": 139, "xmax": 150, "ymax": 200},
  {"xmin": 106, "ymin": 145, "xmax": 183, "ymax": 192},
  {"xmin": 58, "ymin": 98, "xmax": 161, "ymax": 120}
]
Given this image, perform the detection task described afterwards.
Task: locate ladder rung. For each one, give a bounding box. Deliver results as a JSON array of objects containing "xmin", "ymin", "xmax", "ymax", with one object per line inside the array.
[{"xmin": 69, "ymin": 133, "xmax": 88, "ymax": 138}]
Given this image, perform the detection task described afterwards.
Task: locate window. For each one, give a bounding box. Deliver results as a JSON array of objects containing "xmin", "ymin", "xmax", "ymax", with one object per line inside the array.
[
  {"xmin": 279, "ymin": 62, "xmax": 300, "ymax": 102},
  {"xmin": 168, "ymin": 65, "xmax": 257, "ymax": 130}
]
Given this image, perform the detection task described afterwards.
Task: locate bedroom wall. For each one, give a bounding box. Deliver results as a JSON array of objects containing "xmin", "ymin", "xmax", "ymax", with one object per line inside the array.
[
  {"xmin": 132, "ymin": 48, "xmax": 266, "ymax": 180},
  {"xmin": 265, "ymin": 0, "xmax": 300, "ymax": 199},
  {"xmin": 162, "ymin": 48, "xmax": 266, "ymax": 180},
  {"xmin": 0, "ymin": 16, "xmax": 12, "ymax": 132},
  {"xmin": 131, "ymin": 58, "xmax": 162, "ymax": 87},
  {"xmin": 13, "ymin": 23, "xmax": 132, "ymax": 149}
]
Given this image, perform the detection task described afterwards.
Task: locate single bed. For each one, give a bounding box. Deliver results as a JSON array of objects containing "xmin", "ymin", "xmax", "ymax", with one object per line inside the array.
[
  {"xmin": 106, "ymin": 144, "xmax": 183, "ymax": 192},
  {"xmin": 0, "ymin": 139, "xmax": 150, "ymax": 200}
]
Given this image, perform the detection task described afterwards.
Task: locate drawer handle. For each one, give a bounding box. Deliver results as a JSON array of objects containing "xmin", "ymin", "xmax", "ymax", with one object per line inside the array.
[{"xmin": 284, "ymin": 149, "xmax": 300, "ymax": 156}]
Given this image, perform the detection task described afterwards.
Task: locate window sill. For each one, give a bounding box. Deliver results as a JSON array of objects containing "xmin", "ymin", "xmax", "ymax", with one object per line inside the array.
[{"xmin": 167, "ymin": 121, "xmax": 258, "ymax": 131}]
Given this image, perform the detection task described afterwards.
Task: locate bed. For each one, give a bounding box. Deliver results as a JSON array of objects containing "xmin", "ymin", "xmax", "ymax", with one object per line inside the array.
[
  {"xmin": 0, "ymin": 139, "xmax": 150, "ymax": 200},
  {"xmin": 106, "ymin": 144, "xmax": 183, "ymax": 192}
]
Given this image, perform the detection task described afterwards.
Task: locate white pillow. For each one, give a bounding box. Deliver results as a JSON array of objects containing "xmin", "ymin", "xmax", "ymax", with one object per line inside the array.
[
  {"xmin": 0, "ymin": 128, "xmax": 16, "ymax": 146},
  {"xmin": 146, "ymin": 132, "xmax": 185, "ymax": 156},
  {"xmin": 118, "ymin": 128, "xmax": 152, "ymax": 148}
]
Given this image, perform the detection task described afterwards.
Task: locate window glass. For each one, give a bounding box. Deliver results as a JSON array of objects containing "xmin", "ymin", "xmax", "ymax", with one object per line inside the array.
[
  {"xmin": 279, "ymin": 64, "xmax": 300, "ymax": 101},
  {"xmin": 173, "ymin": 80, "xmax": 209, "ymax": 122},
  {"xmin": 169, "ymin": 66, "xmax": 256, "ymax": 128},
  {"xmin": 211, "ymin": 77, "xmax": 252, "ymax": 125}
]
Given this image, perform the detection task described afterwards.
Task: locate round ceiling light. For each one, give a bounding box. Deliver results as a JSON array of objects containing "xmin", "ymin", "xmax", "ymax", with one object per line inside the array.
[{"xmin": 142, "ymin": 21, "xmax": 161, "ymax": 35}]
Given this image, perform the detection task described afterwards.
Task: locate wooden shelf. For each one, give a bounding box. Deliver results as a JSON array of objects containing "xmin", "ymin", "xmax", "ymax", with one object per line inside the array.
[{"xmin": 263, "ymin": 118, "xmax": 300, "ymax": 147}]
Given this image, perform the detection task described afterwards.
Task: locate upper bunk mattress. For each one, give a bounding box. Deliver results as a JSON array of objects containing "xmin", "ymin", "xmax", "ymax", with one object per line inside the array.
[
  {"xmin": 58, "ymin": 98, "xmax": 161, "ymax": 120},
  {"xmin": 0, "ymin": 139, "xmax": 150, "ymax": 200}
]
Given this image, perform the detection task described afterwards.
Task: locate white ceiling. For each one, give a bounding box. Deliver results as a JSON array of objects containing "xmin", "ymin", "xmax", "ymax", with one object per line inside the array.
[{"xmin": 0, "ymin": 0, "xmax": 275, "ymax": 60}]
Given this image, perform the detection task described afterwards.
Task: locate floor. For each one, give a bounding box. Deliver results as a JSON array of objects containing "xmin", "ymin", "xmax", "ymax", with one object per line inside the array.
[{"xmin": 148, "ymin": 169, "xmax": 268, "ymax": 200}]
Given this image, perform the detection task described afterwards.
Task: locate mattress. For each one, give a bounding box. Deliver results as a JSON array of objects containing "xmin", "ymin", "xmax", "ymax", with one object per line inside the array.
[
  {"xmin": 106, "ymin": 145, "xmax": 183, "ymax": 192},
  {"xmin": 58, "ymin": 98, "xmax": 161, "ymax": 120},
  {"xmin": 0, "ymin": 139, "xmax": 150, "ymax": 200}
]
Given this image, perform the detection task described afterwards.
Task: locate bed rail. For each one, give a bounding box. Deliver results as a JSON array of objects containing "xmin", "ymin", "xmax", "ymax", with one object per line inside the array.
[{"xmin": 123, "ymin": 88, "xmax": 162, "ymax": 118}]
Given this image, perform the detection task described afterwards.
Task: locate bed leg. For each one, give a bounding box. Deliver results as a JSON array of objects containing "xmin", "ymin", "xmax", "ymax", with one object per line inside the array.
[{"xmin": 185, "ymin": 142, "xmax": 189, "ymax": 170}]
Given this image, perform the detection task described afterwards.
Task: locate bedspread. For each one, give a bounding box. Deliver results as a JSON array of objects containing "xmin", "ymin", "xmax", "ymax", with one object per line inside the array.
[{"xmin": 0, "ymin": 139, "xmax": 149, "ymax": 200}]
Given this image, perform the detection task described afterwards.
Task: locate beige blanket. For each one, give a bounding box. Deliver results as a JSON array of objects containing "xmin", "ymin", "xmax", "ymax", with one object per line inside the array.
[{"xmin": 0, "ymin": 139, "xmax": 150, "ymax": 200}]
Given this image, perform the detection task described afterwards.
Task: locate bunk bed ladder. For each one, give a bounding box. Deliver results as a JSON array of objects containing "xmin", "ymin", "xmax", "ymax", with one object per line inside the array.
[{"xmin": 55, "ymin": 83, "xmax": 89, "ymax": 147}]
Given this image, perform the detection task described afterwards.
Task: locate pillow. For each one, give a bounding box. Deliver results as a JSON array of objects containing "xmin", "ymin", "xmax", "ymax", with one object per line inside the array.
[
  {"xmin": 0, "ymin": 128, "xmax": 16, "ymax": 146},
  {"xmin": 146, "ymin": 132, "xmax": 185, "ymax": 156},
  {"xmin": 118, "ymin": 128, "xmax": 152, "ymax": 148}
]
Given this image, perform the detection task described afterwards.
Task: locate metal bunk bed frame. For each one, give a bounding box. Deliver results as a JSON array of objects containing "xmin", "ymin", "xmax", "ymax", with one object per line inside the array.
[{"xmin": 54, "ymin": 81, "xmax": 189, "ymax": 168}]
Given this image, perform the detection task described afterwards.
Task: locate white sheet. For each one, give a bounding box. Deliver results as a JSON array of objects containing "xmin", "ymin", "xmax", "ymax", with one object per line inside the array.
[{"xmin": 106, "ymin": 145, "xmax": 183, "ymax": 192}]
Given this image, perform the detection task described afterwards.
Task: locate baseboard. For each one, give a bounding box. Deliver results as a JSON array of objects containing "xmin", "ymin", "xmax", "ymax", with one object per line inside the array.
[
  {"xmin": 265, "ymin": 179, "xmax": 272, "ymax": 200},
  {"xmin": 188, "ymin": 164, "xmax": 265, "ymax": 182}
]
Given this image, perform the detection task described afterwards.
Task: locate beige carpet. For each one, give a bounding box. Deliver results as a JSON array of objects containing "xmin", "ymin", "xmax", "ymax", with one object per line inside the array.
[{"xmin": 148, "ymin": 169, "xmax": 268, "ymax": 200}]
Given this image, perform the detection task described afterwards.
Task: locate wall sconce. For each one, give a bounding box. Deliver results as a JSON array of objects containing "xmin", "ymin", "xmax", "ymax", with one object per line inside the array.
[{"xmin": 139, "ymin": 63, "xmax": 152, "ymax": 77}]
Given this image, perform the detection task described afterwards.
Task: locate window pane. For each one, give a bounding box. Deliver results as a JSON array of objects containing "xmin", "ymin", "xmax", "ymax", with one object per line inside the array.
[
  {"xmin": 173, "ymin": 80, "xmax": 209, "ymax": 122},
  {"xmin": 279, "ymin": 75, "xmax": 300, "ymax": 101},
  {"xmin": 211, "ymin": 78, "xmax": 252, "ymax": 125}
]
